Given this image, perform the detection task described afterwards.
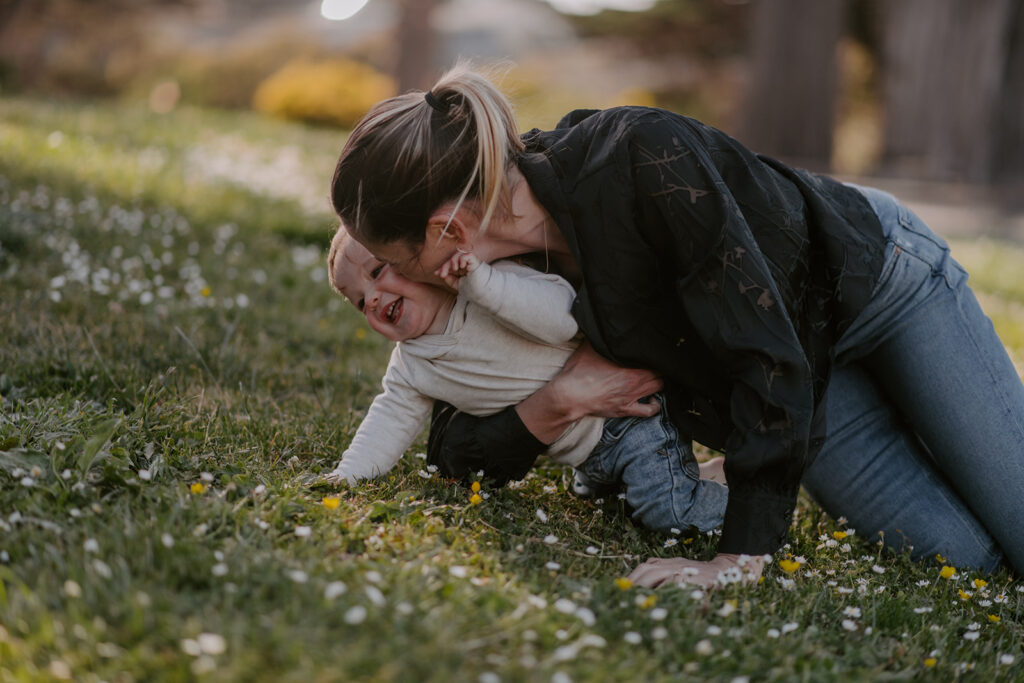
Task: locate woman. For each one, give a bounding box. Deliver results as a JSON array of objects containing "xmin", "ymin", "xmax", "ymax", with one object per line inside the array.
[{"xmin": 329, "ymin": 64, "xmax": 1024, "ymax": 586}]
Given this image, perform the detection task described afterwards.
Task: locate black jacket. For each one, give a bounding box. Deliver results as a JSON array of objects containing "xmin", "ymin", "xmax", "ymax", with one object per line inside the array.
[{"xmin": 429, "ymin": 107, "xmax": 886, "ymax": 554}]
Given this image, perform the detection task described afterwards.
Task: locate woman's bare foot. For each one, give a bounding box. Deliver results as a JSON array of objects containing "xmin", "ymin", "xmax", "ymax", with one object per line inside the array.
[{"xmin": 699, "ymin": 456, "xmax": 726, "ymax": 484}]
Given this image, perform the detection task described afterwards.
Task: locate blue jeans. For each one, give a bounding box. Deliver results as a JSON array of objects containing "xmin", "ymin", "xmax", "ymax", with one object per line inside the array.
[
  {"xmin": 803, "ymin": 185, "xmax": 1024, "ymax": 573},
  {"xmin": 576, "ymin": 396, "xmax": 728, "ymax": 533}
]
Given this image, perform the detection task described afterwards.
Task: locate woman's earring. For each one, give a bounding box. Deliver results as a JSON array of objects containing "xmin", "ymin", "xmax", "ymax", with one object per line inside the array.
[{"xmin": 455, "ymin": 244, "xmax": 473, "ymax": 254}]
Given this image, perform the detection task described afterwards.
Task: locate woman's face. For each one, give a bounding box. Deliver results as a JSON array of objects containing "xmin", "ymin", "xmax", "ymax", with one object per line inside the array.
[{"xmin": 363, "ymin": 237, "xmax": 456, "ymax": 288}]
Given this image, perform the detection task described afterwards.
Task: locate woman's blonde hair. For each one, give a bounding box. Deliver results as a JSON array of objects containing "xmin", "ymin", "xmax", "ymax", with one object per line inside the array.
[{"xmin": 330, "ymin": 62, "xmax": 523, "ymax": 249}]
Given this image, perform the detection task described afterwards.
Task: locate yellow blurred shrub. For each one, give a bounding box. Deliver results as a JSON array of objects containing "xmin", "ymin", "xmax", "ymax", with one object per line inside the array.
[{"xmin": 253, "ymin": 59, "xmax": 395, "ymax": 128}]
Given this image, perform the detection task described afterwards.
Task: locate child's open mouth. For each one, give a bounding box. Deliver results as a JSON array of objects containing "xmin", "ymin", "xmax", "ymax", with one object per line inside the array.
[{"xmin": 383, "ymin": 297, "xmax": 403, "ymax": 324}]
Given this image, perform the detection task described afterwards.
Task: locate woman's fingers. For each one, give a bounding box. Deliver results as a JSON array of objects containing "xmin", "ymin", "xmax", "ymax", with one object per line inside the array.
[{"xmin": 555, "ymin": 342, "xmax": 664, "ymax": 418}]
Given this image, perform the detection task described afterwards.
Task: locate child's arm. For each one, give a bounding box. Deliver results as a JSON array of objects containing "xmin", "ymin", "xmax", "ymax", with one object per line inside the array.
[
  {"xmin": 327, "ymin": 348, "xmax": 434, "ymax": 484},
  {"xmin": 438, "ymin": 253, "xmax": 579, "ymax": 345}
]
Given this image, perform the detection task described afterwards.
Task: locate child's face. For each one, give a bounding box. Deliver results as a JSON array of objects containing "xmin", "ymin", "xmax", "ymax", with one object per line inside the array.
[{"xmin": 333, "ymin": 238, "xmax": 452, "ymax": 342}]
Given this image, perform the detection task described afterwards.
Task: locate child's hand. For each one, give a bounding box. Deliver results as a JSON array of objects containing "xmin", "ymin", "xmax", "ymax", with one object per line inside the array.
[{"xmin": 436, "ymin": 251, "xmax": 480, "ymax": 290}]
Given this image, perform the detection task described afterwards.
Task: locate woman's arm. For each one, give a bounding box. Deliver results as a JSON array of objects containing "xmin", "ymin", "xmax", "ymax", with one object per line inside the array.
[
  {"xmin": 515, "ymin": 341, "xmax": 663, "ymax": 443},
  {"xmin": 425, "ymin": 342, "xmax": 663, "ymax": 481}
]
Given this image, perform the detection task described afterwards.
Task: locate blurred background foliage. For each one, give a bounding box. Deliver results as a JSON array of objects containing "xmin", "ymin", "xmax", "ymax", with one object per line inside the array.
[{"xmin": 0, "ymin": 0, "xmax": 1022, "ymax": 194}]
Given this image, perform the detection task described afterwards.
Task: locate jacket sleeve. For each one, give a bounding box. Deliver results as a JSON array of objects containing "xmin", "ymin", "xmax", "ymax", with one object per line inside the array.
[
  {"xmin": 330, "ymin": 347, "xmax": 434, "ymax": 483},
  {"xmin": 459, "ymin": 260, "xmax": 579, "ymax": 345},
  {"xmin": 426, "ymin": 402, "xmax": 546, "ymax": 486},
  {"xmin": 628, "ymin": 114, "xmax": 814, "ymax": 554}
]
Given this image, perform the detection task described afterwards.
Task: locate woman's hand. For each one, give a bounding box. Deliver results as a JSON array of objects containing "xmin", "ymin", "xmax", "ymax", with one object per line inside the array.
[
  {"xmin": 552, "ymin": 341, "xmax": 664, "ymax": 418},
  {"xmin": 627, "ymin": 553, "xmax": 766, "ymax": 589},
  {"xmin": 515, "ymin": 341, "xmax": 664, "ymax": 444}
]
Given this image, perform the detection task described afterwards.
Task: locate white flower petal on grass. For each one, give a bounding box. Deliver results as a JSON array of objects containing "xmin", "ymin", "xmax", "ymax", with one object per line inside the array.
[
  {"xmin": 695, "ymin": 639, "xmax": 714, "ymax": 656},
  {"xmin": 841, "ymin": 620, "xmax": 858, "ymax": 631},
  {"xmin": 872, "ymin": 564, "xmax": 886, "ymax": 574},
  {"xmin": 63, "ymin": 580, "xmax": 82, "ymax": 598},
  {"xmin": 623, "ymin": 631, "xmax": 642, "ymax": 644},
  {"xmin": 843, "ymin": 607, "xmax": 862, "ymax": 618},
  {"xmin": 138, "ymin": 469, "xmax": 152, "ymax": 481},
  {"xmin": 716, "ymin": 602, "xmax": 737, "ymax": 617},
  {"xmin": 664, "ymin": 538, "xmax": 678, "ymax": 548},
  {"xmin": 181, "ymin": 639, "xmax": 202, "ymax": 656},
  {"xmin": 294, "ymin": 526, "xmax": 311, "ymax": 538},
  {"xmin": 479, "ymin": 673, "xmax": 501, "ymax": 683},
  {"xmin": 575, "ymin": 607, "xmax": 596, "ymax": 627},
  {"xmin": 543, "ymin": 534, "xmax": 559, "ymax": 545},
  {"xmin": 585, "ymin": 546, "xmax": 600, "ymax": 555},
  {"xmin": 197, "ymin": 633, "xmax": 226, "ymax": 655},
  {"xmin": 449, "ymin": 566, "xmax": 468, "ymax": 578},
  {"xmin": 344, "ymin": 606, "xmax": 367, "ymax": 624},
  {"xmin": 650, "ymin": 607, "xmax": 668, "ymax": 621},
  {"xmin": 92, "ymin": 560, "xmax": 112, "ymax": 579},
  {"xmin": 161, "ymin": 533, "xmax": 175, "ymax": 548},
  {"xmin": 554, "ymin": 599, "xmax": 576, "ymax": 614},
  {"xmin": 781, "ymin": 622, "xmax": 799, "ymax": 634},
  {"xmin": 365, "ymin": 571, "xmax": 382, "ymax": 584},
  {"xmin": 1000, "ymin": 654, "xmax": 1015, "ymax": 665},
  {"xmin": 545, "ymin": 562, "xmax": 561, "ymax": 571},
  {"xmin": 766, "ymin": 629, "xmax": 780, "ymax": 639},
  {"xmin": 84, "ymin": 539, "xmax": 99, "ymax": 553},
  {"xmin": 324, "ymin": 581, "xmax": 347, "ymax": 600},
  {"xmin": 651, "ymin": 627, "xmax": 668, "ymax": 640},
  {"xmin": 706, "ymin": 625, "xmax": 722, "ymax": 636},
  {"xmin": 962, "ymin": 631, "xmax": 980, "ymax": 641},
  {"xmin": 535, "ymin": 509, "xmax": 548, "ymax": 523},
  {"xmin": 212, "ymin": 563, "xmax": 228, "ymax": 577},
  {"xmin": 287, "ymin": 570, "xmax": 308, "ymax": 584},
  {"xmin": 913, "ymin": 606, "xmax": 933, "ymax": 614},
  {"xmin": 365, "ymin": 585, "xmax": 386, "ymax": 606}
]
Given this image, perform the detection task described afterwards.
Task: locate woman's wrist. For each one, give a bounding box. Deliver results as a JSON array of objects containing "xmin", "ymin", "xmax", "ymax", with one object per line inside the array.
[{"xmin": 514, "ymin": 379, "xmax": 585, "ymax": 445}]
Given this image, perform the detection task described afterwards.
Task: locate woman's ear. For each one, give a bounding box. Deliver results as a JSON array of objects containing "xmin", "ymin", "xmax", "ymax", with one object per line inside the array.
[{"xmin": 426, "ymin": 207, "xmax": 474, "ymax": 251}]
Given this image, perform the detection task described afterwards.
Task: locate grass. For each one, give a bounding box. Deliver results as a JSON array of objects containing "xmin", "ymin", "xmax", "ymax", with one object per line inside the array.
[{"xmin": 2, "ymin": 95, "xmax": 1024, "ymax": 682}]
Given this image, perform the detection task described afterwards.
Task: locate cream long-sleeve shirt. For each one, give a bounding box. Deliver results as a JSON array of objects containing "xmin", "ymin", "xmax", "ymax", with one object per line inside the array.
[{"xmin": 330, "ymin": 260, "xmax": 605, "ymax": 483}]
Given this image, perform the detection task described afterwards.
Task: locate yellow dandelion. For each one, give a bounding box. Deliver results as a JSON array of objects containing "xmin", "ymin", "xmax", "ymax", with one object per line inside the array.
[
  {"xmin": 683, "ymin": 537, "xmax": 694, "ymax": 544},
  {"xmin": 939, "ymin": 566, "xmax": 956, "ymax": 579},
  {"xmin": 471, "ymin": 481, "xmax": 481, "ymax": 493},
  {"xmin": 935, "ymin": 553, "xmax": 946, "ymax": 563},
  {"xmin": 832, "ymin": 530, "xmax": 847, "ymax": 540},
  {"xmin": 973, "ymin": 578, "xmax": 988, "ymax": 589},
  {"xmin": 469, "ymin": 493, "xmax": 482, "ymax": 505},
  {"xmin": 640, "ymin": 594, "xmax": 657, "ymax": 609},
  {"xmin": 924, "ymin": 658, "xmax": 937, "ymax": 668},
  {"xmin": 988, "ymin": 614, "xmax": 1001, "ymax": 623},
  {"xmin": 190, "ymin": 482, "xmax": 206, "ymax": 494},
  {"xmin": 200, "ymin": 286, "xmax": 212, "ymax": 298},
  {"xmin": 614, "ymin": 577, "xmax": 633, "ymax": 590},
  {"xmin": 354, "ymin": 328, "xmax": 367, "ymax": 340},
  {"xmin": 958, "ymin": 589, "xmax": 972, "ymax": 601},
  {"xmin": 778, "ymin": 559, "xmax": 802, "ymax": 573},
  {"xmin": 322, "ymin": 496, "xmax": 340, "ymax": 509}
]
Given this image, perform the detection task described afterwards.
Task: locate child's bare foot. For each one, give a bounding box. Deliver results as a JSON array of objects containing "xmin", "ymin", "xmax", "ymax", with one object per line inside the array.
[{"xmin": 699, "ymin": 456, "xmax": 726, "ymax": 484}]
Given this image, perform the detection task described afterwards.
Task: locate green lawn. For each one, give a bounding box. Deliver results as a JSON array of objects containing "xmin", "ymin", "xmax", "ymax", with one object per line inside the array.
[{"xmin": 2, "ymin": 96, "xmax": 1023, "ymax": 682}]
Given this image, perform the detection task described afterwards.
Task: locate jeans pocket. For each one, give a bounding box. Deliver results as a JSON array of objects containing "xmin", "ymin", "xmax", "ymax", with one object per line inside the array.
[{"xmin": 597, "ymin": 415, "xmax": 642, "ymax": 447}]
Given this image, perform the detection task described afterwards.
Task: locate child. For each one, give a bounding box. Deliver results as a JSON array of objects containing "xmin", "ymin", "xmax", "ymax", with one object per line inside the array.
[{"xmin": 326, "ymin": 227, "xmax": 728, "ymax": 533}]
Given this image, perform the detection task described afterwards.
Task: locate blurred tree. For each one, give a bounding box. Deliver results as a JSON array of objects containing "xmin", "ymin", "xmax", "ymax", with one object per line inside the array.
[
  {"xmin": 737, "ymin": 0, "xmax": 845, "ymax": 171},
  {"xmin": 878, "ymin": 0, "xmax": 1019, "ymax": 183},
  {"xmin": 394, "ymin": 0, "xmax": 440, "ymax": 92},
  {"xmin": 995, "ymin": 2, "xmax": 1024, "ymax": 188}
]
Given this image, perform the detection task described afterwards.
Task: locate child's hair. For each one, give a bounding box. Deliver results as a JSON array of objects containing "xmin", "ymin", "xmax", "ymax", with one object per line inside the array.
[
  {"xmin": 330, "ymin": 61, "xmax": 524, "ymax": 251},
  {"xmin": 326, "ymin": 223, "xmax": 351, "ymax": 295}
]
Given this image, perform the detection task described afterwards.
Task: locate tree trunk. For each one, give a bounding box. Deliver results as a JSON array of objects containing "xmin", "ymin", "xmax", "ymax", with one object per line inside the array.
[
  {"xmin": 394, "ymin": 0, "xmax": 438, "ymax": 93},
  {"xmin": 994, "ymin": 1, "xmax": 1024, "ymax": 188},
  {"xmin": 739, "ymin": 0, "xmax": 845, "ymax": 171},
  {"xmin": 879, "ymin": 0, "xmax": 1015, "ymax": 182}
]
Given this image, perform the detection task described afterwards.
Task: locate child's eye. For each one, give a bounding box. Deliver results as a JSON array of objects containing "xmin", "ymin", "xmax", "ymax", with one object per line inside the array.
[
  {"xmin": 371, "ymin": 264, "xmax": 385, "ymax": 279},
  {"xmin": 357, "ymin": 298, "xmax": 365, "ymax": 311}
]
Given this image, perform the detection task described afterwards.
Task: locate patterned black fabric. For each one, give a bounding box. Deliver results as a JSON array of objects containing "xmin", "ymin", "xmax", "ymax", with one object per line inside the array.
[{"xmin": 429, "ymin": 107, "xmax": 887, "ymax": 554}]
